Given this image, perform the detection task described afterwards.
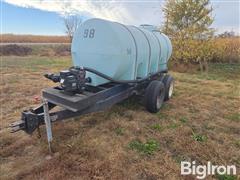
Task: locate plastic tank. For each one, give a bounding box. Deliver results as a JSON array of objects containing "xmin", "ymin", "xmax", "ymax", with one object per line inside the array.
[{"xmin": 71, "ymin": 18, "xmax": 172, "ymax": 86}]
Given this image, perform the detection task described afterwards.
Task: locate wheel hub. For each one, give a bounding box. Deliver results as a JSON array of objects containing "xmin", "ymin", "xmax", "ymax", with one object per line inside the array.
[{"xmin": 168, "ymin": 81, "xmax": 174, "ymax": 98}]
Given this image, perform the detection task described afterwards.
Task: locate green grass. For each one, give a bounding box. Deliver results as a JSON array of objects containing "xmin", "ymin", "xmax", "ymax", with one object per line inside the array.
[
  {"xmin": 1, "ymin": 56, "xmax": 71, "ymax": 71},
  {"xmin": 156, "ymin": 112, "xmax": 169, "ymax": 119},
  {"xmin": 192, "ymin": 132, "xmax": 207, "ymax": 142},
  {"xmin": 234, "ymin": 140, "xmax": 240, "ymax": 148},
  {"xmin": 226, "ymin": 113, "xmax": 240, "ymax": 122},
  {"xmin": 129, "ymin": 139, "xmax": 159, "ymax": 155},
  {"xmin": 167, "ymin": 123, "xmax": 179, "ymax": 129},
  {"xmin": 150, "ymin": 124, "xmax": 163, "ymax": 131},
  {"xmin": 216, "ymin": 174, "xmax": 237, "ymax": 180},
  {"xmin": 179, "ymin": 117, "xmax": 188, "ymax": 123},
  {"xmin": 115, "ymin": 127, "xmax": 124, "ymax": 136},
  {"xmin": 161, "ymin": 103, "xmax": 172, "ymax": 110},
  {"xmin": 197, "ymin": 63, "xmax": 240, "ymax": 81},
  {"xmin": 119, "ymin": 97, "xmax": 141, "ymax": 110},
  {"xmin": 172, "ymin": 63, "xmax": 240, "ymax": 83}
]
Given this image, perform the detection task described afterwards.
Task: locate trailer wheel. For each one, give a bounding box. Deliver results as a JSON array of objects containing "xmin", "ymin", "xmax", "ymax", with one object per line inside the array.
[
  {"xmin": 144, "ymin": 80, "xmax": 165, "ymax": 113},
  {"xmin": 162, "ymin": 75, "xmax": 174, "ymax": 101}
]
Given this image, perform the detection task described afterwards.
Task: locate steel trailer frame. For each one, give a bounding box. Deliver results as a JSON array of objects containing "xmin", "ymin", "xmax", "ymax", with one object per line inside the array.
[{"xmin": 10, "ymin": 70, "xmax": 166, "ymax": 151}]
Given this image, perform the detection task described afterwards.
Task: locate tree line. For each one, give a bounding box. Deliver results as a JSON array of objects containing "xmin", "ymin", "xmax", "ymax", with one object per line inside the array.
[{"xmin": 64, "ymin": 0, "xmax": 240, "ymax": 72}]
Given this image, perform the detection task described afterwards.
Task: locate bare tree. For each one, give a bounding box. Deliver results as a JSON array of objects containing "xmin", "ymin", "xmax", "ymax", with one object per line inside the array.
[
  {"xmin": 64, "ymin": 15, "xmax": 82, "ymax": 41},
  {"xmin": 218, "ymin": 31, "xmax": 236, "ymax": 38}
]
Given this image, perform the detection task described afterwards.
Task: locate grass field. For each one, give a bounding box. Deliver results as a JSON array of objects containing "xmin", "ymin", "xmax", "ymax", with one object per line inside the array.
[{"xmin": 0, "ymin": 56, "xmax": 239, "ymax": 179}]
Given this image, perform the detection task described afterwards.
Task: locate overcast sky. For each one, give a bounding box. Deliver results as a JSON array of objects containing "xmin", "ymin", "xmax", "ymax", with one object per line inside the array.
[{"xmin": 1, "ymin": 0, "xmax": 240, "ymax": 35}]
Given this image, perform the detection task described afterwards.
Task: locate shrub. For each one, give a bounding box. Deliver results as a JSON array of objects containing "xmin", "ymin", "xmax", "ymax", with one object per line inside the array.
[
  {"xmin": 169, "ymin": 37, "xmax": 240, "ymax": 67},
  {"xmin": 54, "ymin": 45, "xmax": 71, "ymax": 56}
]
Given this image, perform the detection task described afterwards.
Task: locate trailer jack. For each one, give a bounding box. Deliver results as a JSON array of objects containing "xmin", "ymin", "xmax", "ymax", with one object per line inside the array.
[
  {"xmin": 43, "ymin": 99, "xmax": 53, "ymax": 152},
  {"xmin": 10, "ymin": 100, "xmax": 56, "ymax": 152}
]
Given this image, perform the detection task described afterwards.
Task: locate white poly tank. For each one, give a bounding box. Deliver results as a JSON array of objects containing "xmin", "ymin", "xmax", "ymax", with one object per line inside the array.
[{"xmin": 71, "ymin": 18, "xmax": 172, "ymax": 86}]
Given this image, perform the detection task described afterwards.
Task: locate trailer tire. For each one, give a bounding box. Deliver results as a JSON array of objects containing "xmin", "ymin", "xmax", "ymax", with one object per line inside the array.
[
  {"xmin": 162, "ymin": 75, "xmax": 174, "ymax": 101},
  {"xmin": 144, "ymin": 80, "xmax": 165, "ymax": 113}
]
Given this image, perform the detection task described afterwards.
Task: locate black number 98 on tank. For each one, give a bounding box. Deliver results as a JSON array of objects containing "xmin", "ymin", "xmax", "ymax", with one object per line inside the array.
[{"xmin": 83, "ymin": 29, "xmax": 95, "ymax": 38}]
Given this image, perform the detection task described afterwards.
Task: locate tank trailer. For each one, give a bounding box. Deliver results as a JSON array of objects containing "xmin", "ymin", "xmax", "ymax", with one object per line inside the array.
[{"xmin": 10, "ymin": 19, "xmax": 174, "ymax": 150}]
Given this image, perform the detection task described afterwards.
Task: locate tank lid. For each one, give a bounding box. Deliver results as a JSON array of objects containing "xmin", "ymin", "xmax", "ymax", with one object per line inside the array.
[{"xmin": 140, "ymin": 24, "xmax": 159, "ymax": 32}]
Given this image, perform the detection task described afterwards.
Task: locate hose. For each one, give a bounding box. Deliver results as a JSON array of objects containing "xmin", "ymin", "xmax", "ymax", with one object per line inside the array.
[{"xmin": 82, "ymin": 67, "xmax": 168, "ymax": 84}]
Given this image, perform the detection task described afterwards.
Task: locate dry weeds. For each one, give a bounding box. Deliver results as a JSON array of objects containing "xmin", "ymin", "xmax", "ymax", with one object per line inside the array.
[
  {"xmin": 1, "ymin": 34, "xmax": 69, "ymax": 43},
  {"xmin": 0, "ymin": 56, "xmax": 239, "ymax": 179}
]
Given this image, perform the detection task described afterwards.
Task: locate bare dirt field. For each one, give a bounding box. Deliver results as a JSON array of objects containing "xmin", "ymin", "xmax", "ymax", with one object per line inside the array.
[{"xmin": 0, "ymin": 56, "xmax": 239, "ymax": 179}]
